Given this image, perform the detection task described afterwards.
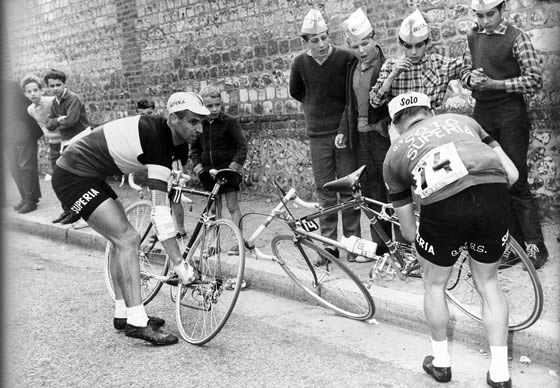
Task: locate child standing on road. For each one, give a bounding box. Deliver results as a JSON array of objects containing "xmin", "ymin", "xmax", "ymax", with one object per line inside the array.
[{"xmin": 191, "ymin": 86, "xmax": 248, "ymax": 252}]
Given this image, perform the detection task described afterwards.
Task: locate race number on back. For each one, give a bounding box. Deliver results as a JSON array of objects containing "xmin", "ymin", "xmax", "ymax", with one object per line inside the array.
[{"xmin": 411, "ymin": 142, "xmax": 468, "ymax": 199}]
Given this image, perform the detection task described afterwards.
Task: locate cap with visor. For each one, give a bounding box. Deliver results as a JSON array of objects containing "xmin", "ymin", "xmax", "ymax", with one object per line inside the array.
[
  {"xmin": 166, "ymin": 92, "xmax": 210, "ymax": 115},
  {"xmin": 388, "ymin": 92, "xmax": 431, "ymax": 119}
]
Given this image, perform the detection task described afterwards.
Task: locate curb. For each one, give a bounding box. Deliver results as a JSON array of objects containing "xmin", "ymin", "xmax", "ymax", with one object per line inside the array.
[{"xmin": 7, "ymin": 215, "xmax": 559, "ymax": 369}]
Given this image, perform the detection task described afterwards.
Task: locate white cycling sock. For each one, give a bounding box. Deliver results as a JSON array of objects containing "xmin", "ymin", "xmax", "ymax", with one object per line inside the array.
[
  {"xmin": 489, "ymin": 346, "xmax": 510, "ymax": 382},
  {"xmin": 431, "ymin": 338, "xmax": 451, "ymax": 367},
  {"xmin": 126, "ymin": 304, "xmax": 149, "ymax": 327},
  {"xmin": 114, "ymin": 299, "xmax": 127, "ymax": 319}
]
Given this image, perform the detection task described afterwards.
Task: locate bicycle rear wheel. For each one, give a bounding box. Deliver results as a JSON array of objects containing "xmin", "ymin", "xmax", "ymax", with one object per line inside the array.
[
  {"xmin": 175, "ymin": 219, "xmax": 245, "ymax": 345},
  {"xmin": 104, "ymin": 200, "xmax": 169, "ymax": 304},
  {"xmin": 445, "ymin": 236, "xmax": 543, "ymax": 331},
  {"xmin": 271, "ymin": 235, "xmax": 375, "ymax": 321}
]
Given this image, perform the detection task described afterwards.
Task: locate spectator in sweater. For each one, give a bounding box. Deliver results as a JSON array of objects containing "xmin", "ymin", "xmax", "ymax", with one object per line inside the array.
[
  {"xmin": 289, "ymin": 8, "xmax": 361, "ymax": 261},
  {"xmin": 461, "ymin": 0, "xmax": 548, "ymax": 271},
  {"xmin": 369, "ymin": 10, "xmax": 464, "ymax": 114},
  {"xmin": 44, "ymin": 69, "xmax": 91, "ymax": 224},
  {"xmin": 191, "ymin": 86, "xmax": 248, "ymax": 252},
  {"xmin": 7, "ymin": 79, "xmax": 44, "ymax": 214},
  {"xmin": 21, "ymin": 74, "xmax": 59, "ymax": 178}
]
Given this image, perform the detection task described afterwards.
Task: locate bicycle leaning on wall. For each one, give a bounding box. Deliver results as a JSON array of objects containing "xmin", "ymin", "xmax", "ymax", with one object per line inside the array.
[{"xmin": 243, "ymin": 165, "xmax": 543, "ymax": 331}]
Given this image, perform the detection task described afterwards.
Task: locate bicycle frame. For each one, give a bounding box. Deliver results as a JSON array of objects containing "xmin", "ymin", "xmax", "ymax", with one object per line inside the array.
[{"xmin": 246, "ymin": 188, "xmax": 415, "ymax": 279}]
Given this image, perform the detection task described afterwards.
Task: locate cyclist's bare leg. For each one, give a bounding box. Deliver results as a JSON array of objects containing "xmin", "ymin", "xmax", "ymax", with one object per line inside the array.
[
  {"xmin": 418, "ymin": 256, "xmax": 454, "ymax": 341},
  {"xmin": 224, "ymin": 191, "xmax": 242, "ymax": 230},
  {"xmin": 171, "ymin": 201, "xmax": 186, "ymax": 235},
  {"xmin": 109, "ymin": 200, "xmax": 127, "ymax": 301},
  {"xmin": 468, "ymin": 258, "xmax": 509, "ymax": 381},
  {"xmin": 86, "ymin": 199, "xmax": 143, "ymax": 309}
]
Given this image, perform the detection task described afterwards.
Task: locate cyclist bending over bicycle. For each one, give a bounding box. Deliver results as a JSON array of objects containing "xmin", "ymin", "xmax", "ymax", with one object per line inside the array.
[
  {"xmin": 383, "ymin": 92, "xmax": 518, "ymax": 388},
  {"xmin": 51, "ymin": 92, "xmax": 210, "ymax": 346}
]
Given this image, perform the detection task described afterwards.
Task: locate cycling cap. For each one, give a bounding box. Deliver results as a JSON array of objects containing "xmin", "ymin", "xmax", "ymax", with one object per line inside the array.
[
  {"xmin": 341, "ymin": 8, "xmax": 373, "ymax": 46},
  {"xmin": 471, "ymin": 0, "xmax": 504, "ymax": 11},
  {"xmin": 398, "ymin": 9, "xmax": 429, "ymax": 44},
  {"xmin": 388, "ymin": 92, "xmax": 431, "ymax": 119},
  {"xmin": 167, "ymin": 92, "xmax": 210, "ymax": 115},
  {"xmin": 301, "ymin": 9, "xmax": 328, "ymax": 35}
]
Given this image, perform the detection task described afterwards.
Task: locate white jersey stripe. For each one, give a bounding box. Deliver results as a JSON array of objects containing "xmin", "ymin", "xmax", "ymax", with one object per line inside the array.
[{"xmin": 104, "ymin": 116, "xmax": 144, "ymax": 174}]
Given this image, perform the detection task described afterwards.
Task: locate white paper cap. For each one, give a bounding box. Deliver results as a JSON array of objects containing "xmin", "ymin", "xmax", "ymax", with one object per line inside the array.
[
  {"xmin": 341, "ymin": 8, "xmax": 373, "ymax": 45},
  {"xmin": 167, "ymin": 92, "xmax": 210, "ymax": 115},
  {"xmin": 398, "ymin": 9, "xmax": 429, "ymax": 44},
  {"xmin": 471, "ymin": 0, "xmax": 504, "ymax": 11},
  {"xmin": 301, "ymin": 9, "xmax": 328, "ymax": 35},
  {"xmin": 388, "ymin": 92, "xmax": 431, "ymax": 119}
]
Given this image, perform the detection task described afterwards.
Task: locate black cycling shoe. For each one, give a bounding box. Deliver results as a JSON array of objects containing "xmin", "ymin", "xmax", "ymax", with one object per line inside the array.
[
  {"xmin": 486, "ymin": 371, "xmax": 511, "ymax": 388},
  {"xmin": 422, "ymin": 355, "xmax": 452, "ymax": 383},
  {"xmin": 124, "ymin": 323, "xmax": 178, "ymax": 346},
  {"xmin": 114, "ymin": 316, "xmax": 166, "ymax": 331}
]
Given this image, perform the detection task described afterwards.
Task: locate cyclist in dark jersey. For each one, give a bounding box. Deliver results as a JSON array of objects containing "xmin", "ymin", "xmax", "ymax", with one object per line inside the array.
[
  {"xmin": 383, "ymin": 92, "xmax": 518, "ymax": 387},
  {"xmin": 52, "ymin": 92, "xmax": 210, "ymax": 346}
]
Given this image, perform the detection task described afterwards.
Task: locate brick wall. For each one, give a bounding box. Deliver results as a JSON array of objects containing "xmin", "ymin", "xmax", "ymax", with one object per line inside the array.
[{"xmin": 4, "ymin": 0, "xmax": 560, "ymax": 219}]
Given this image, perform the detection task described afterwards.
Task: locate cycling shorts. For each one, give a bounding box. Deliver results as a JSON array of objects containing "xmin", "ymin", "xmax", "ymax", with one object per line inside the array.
[
  {"xmin": 52, "ymin": 166, "xmax": 118, "ymax": 221},
  {"xmin": 415, "ymin": 183, "xmax": 510, "ymax": 267}
]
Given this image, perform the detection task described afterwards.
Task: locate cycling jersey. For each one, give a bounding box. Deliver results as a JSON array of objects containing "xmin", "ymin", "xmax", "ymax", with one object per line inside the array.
[
  {"xmin": 57, "ymin": 115, "xmax": 186, "ymax": 192},
  {"xmin": 383, "ymin": 113, "xmax": 507, "ymax": 207}
]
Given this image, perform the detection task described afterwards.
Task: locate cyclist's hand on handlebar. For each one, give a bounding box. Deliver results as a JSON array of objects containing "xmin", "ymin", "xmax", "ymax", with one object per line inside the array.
[
  {"xmin": 334, "ymin": 134, "xmax": 347, "ymax": 149},
  {"xmin": 193, "ymin": 163, "xmax": 204, "ymax": 175},
  {"xmin": 228, "ymin": 161, "xmax": 243, "ymax": 173},
  {"xmin": 209, "ymin": 168, "xmax": 218, "ymax": 178}
]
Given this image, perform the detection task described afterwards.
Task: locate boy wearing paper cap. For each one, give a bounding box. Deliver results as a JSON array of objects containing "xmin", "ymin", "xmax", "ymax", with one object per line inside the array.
[
  {"xmin": 384, "ymin": 92, "xmax": 517, "ymax": 388},
  {"xmin": 461, "ymin": 0, "xmax": 548, "ymax": 272},
  {"xmin": 369, "ymin": 9, "xmax": 464, "ymax": 110},
  {"xmin": 289, "ymin": 8, "xmax": 361, "ymax": 261},
  {"xmin": 336, "ymin": 8, "xmax": 395, "ymax": 260}
]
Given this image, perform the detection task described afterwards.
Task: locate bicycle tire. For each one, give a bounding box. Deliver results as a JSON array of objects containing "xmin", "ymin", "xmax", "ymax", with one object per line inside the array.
[
  {"xmin": 271, "ymin": 235, "xmax": 375, "ymax": 321},
  {"xmin": 175, "ymin": 218, "xmax": 245, "ymax": 345},
  {"xmin": 445, "ymin": 236, "xmax": 543, "ymax": 331},
  {"xmin": 104, "ymin": 200, "xmax": 169, "ymax": 304}
]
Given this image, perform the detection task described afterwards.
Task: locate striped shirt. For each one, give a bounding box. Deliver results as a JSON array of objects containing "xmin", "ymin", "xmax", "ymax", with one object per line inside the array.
[
  {"xmin": 461, "ymin": 21, "xmax": 542, "ymax": 94},
  {"xmin": 369, "ymin": 53, "xmax": 464, "ymax": 108}
]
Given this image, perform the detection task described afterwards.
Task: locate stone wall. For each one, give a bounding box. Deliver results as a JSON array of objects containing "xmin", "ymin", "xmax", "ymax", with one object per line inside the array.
[{"xmin": 4, "ymin": 0, "xmax": 560, "ymax": 219}]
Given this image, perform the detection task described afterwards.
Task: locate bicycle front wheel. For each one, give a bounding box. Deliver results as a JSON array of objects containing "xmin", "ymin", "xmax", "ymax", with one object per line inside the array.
[
  {"xmin": 175, "ymin": 219, "xmax": 245, "ymax": 345},
  {"xmin": 104, "ymin": 200, "xmax": 169, "ymax": 304},
  {"xmin": 445, "ymin": 236, "xmax": 543, "ymax": 331},
  {"xmin": 271, "ymin": 235, "xmax": 375, "ymax": 320}
]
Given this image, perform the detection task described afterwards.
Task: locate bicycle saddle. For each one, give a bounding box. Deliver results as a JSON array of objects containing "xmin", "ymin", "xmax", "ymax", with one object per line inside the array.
[
  {"xmin": 214, "ymin": 168, "xmax": 243, "ymax": 186},
  {"xmin": 323, "ymin": 165, "xmax": 366, "ymax": 194}
]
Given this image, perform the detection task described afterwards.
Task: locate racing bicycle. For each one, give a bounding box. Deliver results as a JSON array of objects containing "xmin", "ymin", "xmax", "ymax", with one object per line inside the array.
[
  {"xmin": 243, "ymin": 165, "xmax": 543, "ymax": 331},
  {"xmin": 104, "ymin": 169, "xmax": 246, "ymax": 345}
]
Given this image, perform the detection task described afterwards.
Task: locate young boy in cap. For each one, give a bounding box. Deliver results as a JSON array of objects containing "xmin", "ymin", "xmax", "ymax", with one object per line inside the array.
[
  {"xmin": 461, "ymin": 0, "xmax": 548, "ymax": 270},
  {"xmin": 336, "ymin": 8, "xmax": 393, "ymax": 260},
  {"xmin": 384, "ymin": 91, "xmax": 517, "ymax": 388},
  {"xmin": 289, "ymin": 8, "xmax": 361, "ymax": 261},
  {"xmin": 370, "ymin": 10, "xmax": 464, "ymax": 111}
]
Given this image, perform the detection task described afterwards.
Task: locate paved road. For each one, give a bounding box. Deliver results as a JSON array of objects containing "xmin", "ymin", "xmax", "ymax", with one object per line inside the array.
[{"xmin": 4, "ymin": 231, "xmax": 558, "ymax": 388}]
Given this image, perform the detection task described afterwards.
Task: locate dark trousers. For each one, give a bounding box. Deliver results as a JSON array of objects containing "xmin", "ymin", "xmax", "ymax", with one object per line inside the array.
[
  {"xmin": 48, "ymin": 142, "xmax": 61, "ymax": 174},
  {"xmin": 8, "ymin": 140, "xmax": 41, "ymax": 204},
  {"xmin": 358, "ymin": 131, "xmax": 392, "ymax": 244},
  {"xmin": 473, "ymin": 96, "xmax": 544, "ymax": 244},
  {"xmin": 309, "ymin": 134, "xmax": 361, "ymax": 242}
]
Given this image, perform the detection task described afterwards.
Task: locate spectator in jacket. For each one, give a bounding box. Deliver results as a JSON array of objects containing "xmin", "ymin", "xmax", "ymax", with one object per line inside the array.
[
  {"xmin": 44, "ymin": 69, "xmax": 91, "ymax": 224},
  {"xmin": 7, "ymin": 79, "xmax": 44, "ymax": 213},
  {"xmin": 336, "ymin": 8, "xmax": 393, "ymax": 260},
  {"xmin": 191, "ymin": 86, "xmax": 248, "ymax": 251}
]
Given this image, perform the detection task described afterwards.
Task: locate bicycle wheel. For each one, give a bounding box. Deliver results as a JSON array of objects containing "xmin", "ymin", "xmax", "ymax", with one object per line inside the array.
[
  {"xmin": 104, "ymin": 200, "xmax": 169, "ymax": 304},
  {"xmin": 271, "ymin": 235, "xmax": 375, "ymax": 321},
  {"xmin": 175, "ymin": 219, "xmax": 245, "ymax": 345},
  {"xmin": 445, "ymin": 236, "xmax": 543, "ymax": 331}
]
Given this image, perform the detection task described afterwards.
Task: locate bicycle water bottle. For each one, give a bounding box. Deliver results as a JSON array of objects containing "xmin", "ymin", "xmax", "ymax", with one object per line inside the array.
[{"xmin": 340, "ymin": 236, "xmax": 378, "ymax": 259}]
